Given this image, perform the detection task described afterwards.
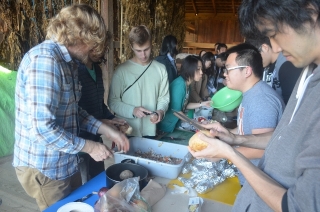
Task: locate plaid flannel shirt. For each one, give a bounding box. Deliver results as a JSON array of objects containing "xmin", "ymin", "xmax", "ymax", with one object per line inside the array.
[{"xmin": 13, "ymin": 40, "xmax": 102, "ymax": 180}]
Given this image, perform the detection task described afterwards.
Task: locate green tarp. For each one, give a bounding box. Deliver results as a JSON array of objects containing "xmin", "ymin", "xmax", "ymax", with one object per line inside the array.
[{"xmin": 0, "ymin": 66, "xmax": 16, "ymax": 157}]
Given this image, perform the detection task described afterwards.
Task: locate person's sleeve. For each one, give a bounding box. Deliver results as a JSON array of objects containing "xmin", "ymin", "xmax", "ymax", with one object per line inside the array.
[
  {"xmin": 108, "ymin": 70, "xmax": 136, "ymax": 118},
  {"xmin": 189, "ymin": 81, "xmax": 202, "ymax": 102},
  {"xmin": 78, "ymin": 107, "xmax": 102, "ymax": 135},
  {"xmin": 27, "ymin": 55, "xmax": 86, "ymax": 153},
  {"xmin": 156, "ymin": 68, "xmax": 170, "ymax": 113},
  {"xmin": 170, "ymin": 81, "xmax": 186, "ymax": 111},
  {"xmin": 248, "ymin": 95, "xmax": 283, "ymax": 130},
  {"xmin": 286, "ymin": 116, "xmax": 320, "ymax": 211},
  {"xmin": 166, "ymin": 63, "xmax": 176, "ymax": 84}
]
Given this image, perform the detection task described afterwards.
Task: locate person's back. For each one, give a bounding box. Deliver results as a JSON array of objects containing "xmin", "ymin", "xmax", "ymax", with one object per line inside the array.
[
  {"xmin": 108, "ymin": 25, "xmax": 169, "ymax": 137},
  {"xmin": 154, "ymin": 35, "xmax": 178, "ymax": 84}
]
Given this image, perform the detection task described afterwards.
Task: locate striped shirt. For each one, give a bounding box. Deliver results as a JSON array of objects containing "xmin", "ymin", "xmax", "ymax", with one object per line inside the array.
[{"xmin": 13, "ymin": 40, "xmax": 102, "ymax": 180}]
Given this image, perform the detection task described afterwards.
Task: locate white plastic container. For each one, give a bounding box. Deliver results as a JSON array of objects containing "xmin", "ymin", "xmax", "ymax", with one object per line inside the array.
[{"xmin": 114, "ymin": 137, "xmax": 189, "ymax": 179}]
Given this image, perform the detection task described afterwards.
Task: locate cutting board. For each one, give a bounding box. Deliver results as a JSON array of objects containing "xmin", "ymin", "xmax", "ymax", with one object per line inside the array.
[{"xmin": 168, "ymin": 173, "xmax": 241, "ymax": 205}]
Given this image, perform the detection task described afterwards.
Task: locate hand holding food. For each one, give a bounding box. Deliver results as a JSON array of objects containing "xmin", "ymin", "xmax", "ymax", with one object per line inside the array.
[{"xmin": 189, "ymin": 130, "xmax": 213, "ymax": 152}]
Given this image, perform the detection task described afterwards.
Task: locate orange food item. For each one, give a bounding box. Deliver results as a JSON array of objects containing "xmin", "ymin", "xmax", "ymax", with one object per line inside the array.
[{"xmin": 189, "ymin": 130, "xmax": 212, "ymax": 152}]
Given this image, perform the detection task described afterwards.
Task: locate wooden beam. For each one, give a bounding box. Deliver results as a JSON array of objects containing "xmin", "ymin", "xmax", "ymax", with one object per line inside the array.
[
  {"xmin": 211, "ymin": 0, "xmax": 216, "ymax": 15},
  {"xmin": 184, "ymin": 42, "xmax": 236, "ymax": 49},
  {"xmin": 101, "ymin": 0, "xmax": 113, "ymax": 105},
  {"xmin": 232, "ymin": 0, "xmax": 235, "ymax": 15},
  {"xmin": 185, "ymin": 13, "xmax": 238, "ymax": 20},
  {"xmin": 191, "ymin": 0, "xmax": 198, "ymax": 15}
]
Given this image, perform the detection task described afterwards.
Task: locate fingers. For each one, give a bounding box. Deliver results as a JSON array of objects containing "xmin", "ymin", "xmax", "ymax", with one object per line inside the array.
[
  {"xmin": 133, "ymin": 107, "xmax": 152, "ymax": 118},
  {"xmin": 112, "ymin": 133, "xmax": 130, "ymax": 152},
  {"xmin": 90, "ymin": 144, "xmax": 114, "ymax": 162}
]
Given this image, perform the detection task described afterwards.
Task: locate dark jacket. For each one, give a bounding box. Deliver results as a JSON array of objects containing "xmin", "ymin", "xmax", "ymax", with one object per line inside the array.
[
  {"xmin": 78, "ymin": 63, "xmax": 114, "ymax": 141},
  {"xmin": 155, "ymin": 55, "xmax": 178, "ymax": 84}
]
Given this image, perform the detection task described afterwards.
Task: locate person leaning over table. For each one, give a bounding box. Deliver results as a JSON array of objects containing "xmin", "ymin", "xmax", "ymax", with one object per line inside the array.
[
  {"xmin": 188, "ymin": 0, "xmax": 320, "ymax": 211},
  {"xmin": 108, "ymin": 25, "xmax": 169, "ymax": 138},
  {"xmin": 13, "ymin": 4, "xmax": 129, "ymax": 211},
  {"xmin": 222, "ymin": 43, "xmax": 285, "ymax": 185},
  {"xmin": 158, "ymin": 55, "xmax": 211, "ymax": 133}
]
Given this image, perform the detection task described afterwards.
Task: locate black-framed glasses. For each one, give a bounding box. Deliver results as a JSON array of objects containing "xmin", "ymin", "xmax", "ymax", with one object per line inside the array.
[{"xmin": 223, "ymin": 66, "xmax": 248, "ymax": 74}]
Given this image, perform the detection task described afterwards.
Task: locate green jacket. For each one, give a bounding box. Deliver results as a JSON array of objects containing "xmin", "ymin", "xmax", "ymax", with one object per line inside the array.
[{"xmin": 158, "ymin": 76, "xmax": 188, "ymax": 132}]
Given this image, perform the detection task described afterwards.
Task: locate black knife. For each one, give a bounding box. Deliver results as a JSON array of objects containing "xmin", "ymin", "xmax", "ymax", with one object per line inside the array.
[{"xmin": 74, "ymin": 193, "xmax": 94, "ymax": 202}]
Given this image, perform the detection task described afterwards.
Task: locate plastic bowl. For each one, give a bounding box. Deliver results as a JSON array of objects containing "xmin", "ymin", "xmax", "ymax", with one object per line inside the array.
[{"xmin": 211, "ymin": 87, "xmax": 243, "ymax": 112}]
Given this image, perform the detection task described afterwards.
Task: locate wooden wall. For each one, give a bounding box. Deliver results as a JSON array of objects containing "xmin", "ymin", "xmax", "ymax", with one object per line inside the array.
[{"xmin": 183, "ymin": 14, "xmax": 244, "ymax": 54}]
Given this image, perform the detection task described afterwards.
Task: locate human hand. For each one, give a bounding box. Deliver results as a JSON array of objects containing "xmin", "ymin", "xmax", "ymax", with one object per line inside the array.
[
  {"xmin": 97, "ymin": 122, "xmax": 130, "ymax": 152},
  {"xmin": 201, "ymin": 122, "xmax": 236, "ymax": 145},
  {"xmin": 202, "ymin": 100, "xmax": 212, "ymax": 107},
  {"xmin": 150, "ymin": 110, "xmax": 164, "ymax": 124},
  {"xmin": 133, "ymin": 107, "xmax": 153, "ymax": 118},
  {"xmin": 104, "ymin": 127, "xmax": 129, "ymax": 152},
  {"xmin": 188, "ymin": 132, "xmax": 234, "ymax": 160},
  {"xmin": 82, "ymin": 140, "xmax": 113, "ymax": 161}
]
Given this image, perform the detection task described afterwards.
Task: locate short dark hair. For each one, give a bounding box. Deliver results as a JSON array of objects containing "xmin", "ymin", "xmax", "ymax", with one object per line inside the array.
[
  {"xmin": 159, "ymin": 35, "xmax": 178, "ymax": 56},
  {"xmin": 216, "ymin": 52, "xmax": 227, "ymax": 61},
  {"xmin": 226, "ymin": 43, "xmax": 263, "ymax": 79},
  {"xmin": 239, "ymin": 0, "xmax": 320, "ymax": 38},
  {"xmin": 245, "ymin": 34, "xmax": 271, "ymax": 49},
  {"xmin": 180, "ymin": 55, "xmax": 202, "ymax": 81},
  {"xmin": 217, "ymin": 43, "xmax": 228, "ymax": 51}
]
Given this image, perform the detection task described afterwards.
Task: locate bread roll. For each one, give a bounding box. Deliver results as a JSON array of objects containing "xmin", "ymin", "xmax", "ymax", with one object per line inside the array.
[{"xmin": 189, "ymin": 130, "xmax": 212, "ymax": 152}]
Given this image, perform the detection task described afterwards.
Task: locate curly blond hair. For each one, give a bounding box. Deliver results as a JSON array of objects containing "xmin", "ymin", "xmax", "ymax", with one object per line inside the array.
[{"xmin": 46, "ymin": 4, "xmax": 108, "ymax": 60}]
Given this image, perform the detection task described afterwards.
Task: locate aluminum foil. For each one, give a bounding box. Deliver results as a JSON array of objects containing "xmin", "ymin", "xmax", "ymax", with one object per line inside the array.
[
  {"xmin": 182, "ymin": 163, "xmax": 192, "ymax": 174},
  {"xmin": 179, "ymin": 159, "xmax": 238, "ymax": 194}
]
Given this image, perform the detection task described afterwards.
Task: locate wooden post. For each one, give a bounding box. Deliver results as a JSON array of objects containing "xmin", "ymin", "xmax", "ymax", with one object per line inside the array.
[{"xmin": 100, "ymin": 0, "xmax": 114, "ymax": 105}]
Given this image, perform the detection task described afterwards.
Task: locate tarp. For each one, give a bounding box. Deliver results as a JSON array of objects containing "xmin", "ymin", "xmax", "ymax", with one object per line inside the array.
[{"xmin": 0, "ymin": 65, "xmax": 16, "ymax": 157}]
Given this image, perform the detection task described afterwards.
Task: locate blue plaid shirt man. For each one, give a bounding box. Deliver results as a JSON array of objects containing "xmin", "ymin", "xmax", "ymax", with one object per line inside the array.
[{"xmin": 13, "ymin": 40, "xmax": 102, "ymax": 180}]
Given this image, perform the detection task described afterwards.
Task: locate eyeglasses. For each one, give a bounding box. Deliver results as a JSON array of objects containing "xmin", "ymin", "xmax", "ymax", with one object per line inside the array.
[{"xmin": 223, "ymin": 66, "xmax": 248, "ymax": 74}]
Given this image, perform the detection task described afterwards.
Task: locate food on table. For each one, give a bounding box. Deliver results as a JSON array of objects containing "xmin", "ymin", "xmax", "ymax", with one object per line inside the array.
[
  {"xmin": 189, "ymin": 130, "xmax": 212, "ymax": 151},
  {"xmin": 134, "ymin": 149, "xmax": 182, "ymax": 165},
  {"xmin": 119, "ymin": 170, "xmax": 134, "ymax": 180},
  {"xmin": 197, "ymin": 116, "xmax": 207, "ymax": 123}
]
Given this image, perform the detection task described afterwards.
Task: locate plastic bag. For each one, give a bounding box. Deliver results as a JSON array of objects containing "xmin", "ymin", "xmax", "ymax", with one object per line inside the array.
[{"xmin": 94, "ymin": 177, "xmax": 150, "ymax": 212}]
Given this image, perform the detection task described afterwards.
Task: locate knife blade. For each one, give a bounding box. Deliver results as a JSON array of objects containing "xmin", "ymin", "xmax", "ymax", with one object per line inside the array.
[
  {"xmin": 172, "ymin": 110, "xmax": 207, "ymax": 131},
  {"xmin": 74, "ymin": 193, "xmax": 94, "ymax": 202}
]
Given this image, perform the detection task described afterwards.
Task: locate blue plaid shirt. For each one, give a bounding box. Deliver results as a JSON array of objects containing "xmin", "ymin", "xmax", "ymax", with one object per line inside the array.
[{"xmin": 13, "ymin": 40, "xmax": 102, "ymax": 180}]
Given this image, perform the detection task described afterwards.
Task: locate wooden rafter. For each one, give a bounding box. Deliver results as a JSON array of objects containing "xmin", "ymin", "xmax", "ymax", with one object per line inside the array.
[
  {"xmin": 191, "ymin": 0, "xmax": 198, "ymax": 15},
  {"xmin": 211, "ymin": 0, "xmax": 216, "ymax": 15},
  {"xmin": 232, "ymin": 0, "xmax": 235, "ymax": 15}
]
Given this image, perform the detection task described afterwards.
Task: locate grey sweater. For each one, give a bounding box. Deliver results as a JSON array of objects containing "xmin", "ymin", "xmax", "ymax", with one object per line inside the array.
[{"xmin": 233, "ymin": 64, "xmax": 320, "ymax": 211}]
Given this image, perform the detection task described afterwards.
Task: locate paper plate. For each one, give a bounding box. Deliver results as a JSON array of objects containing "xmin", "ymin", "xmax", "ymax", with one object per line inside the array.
[{"xmin": 57, "ymin": 202, "xmax": 94, "ymax": 212}]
